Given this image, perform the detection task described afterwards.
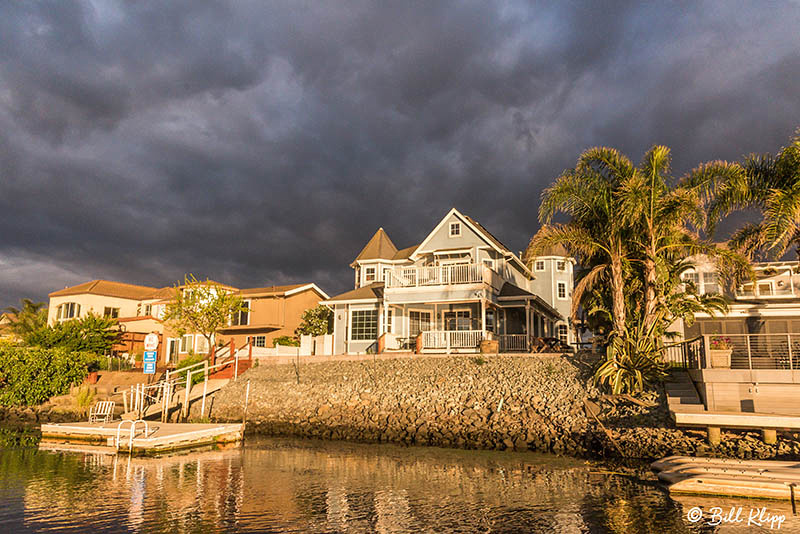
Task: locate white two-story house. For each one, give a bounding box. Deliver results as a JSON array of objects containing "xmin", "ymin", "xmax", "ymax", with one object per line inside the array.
[{"xmin": 322, "ymin": 208, "xmax": 572, "ymax": 354}]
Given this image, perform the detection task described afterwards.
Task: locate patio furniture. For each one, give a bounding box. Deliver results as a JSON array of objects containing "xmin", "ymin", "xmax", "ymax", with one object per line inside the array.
[{"xmin": 88, "ymin": 401, "xmax": 115, "ymax": 423}]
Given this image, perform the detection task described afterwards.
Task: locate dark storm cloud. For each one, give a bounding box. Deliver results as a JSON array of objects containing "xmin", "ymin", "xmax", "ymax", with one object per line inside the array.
[{"xmin": 1, "ymin": 0, "xmax": 799, "ymax": 306}]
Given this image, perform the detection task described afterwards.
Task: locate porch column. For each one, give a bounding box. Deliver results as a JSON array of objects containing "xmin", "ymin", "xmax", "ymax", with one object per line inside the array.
[
  {"xmin": 481, "ymin": 299, "xmax": 486, "ymax": 334},
  {"xmin": 382, "ymin": 303, "xmax": 389, "ymax": 336},
  {"xmin": 525, "ymin": 303, "xmax": 531, "ymax": 351}
]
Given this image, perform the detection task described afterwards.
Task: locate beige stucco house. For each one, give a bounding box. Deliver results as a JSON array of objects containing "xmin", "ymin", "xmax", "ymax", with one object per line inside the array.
[{"xmin": 47, "ymin": 279, "xmax": 328, "ymax": 364}]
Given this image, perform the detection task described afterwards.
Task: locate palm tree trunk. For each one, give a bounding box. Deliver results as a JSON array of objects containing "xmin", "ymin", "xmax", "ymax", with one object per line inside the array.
[
  {"xmin": 610, "ymin": 252, "xmax": 627, "ymax": 337},
  {"xmin": 643, "ymin": 254, "xmax": 657, "ymax": 330}
]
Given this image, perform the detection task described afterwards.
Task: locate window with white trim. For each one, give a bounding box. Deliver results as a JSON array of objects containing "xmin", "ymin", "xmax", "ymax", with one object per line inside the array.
[
  {"xmin": 251, "ymin": 335, "xmax": 266, "ymax": 347},
  {"xmin": 449, "ymin": 222, "xmax": 461, "ymax": 237},
  {"xmin": 143, "ymin": 304, "xmax": 152, "ymax": 316},
  {"xmin": 534, "ymin": 260, "xmax": 545, "ymax": 272},
  {"xmin": 443, "ymin": 310, "xmax": 472, "ymax": 331},
  {"xmin": 702, "ymin": 272, "xmax": 719, "ymax": 294},
  {"xmin": 351, "ymin": 310, "xmax": 378, "ymax": 340},
  {"xmin": 180, "ymin": 334, "xmax": 194, "ymax": 353},
  {"xmin": 409, "ymin": 311, "xmax": 431, "ymax": 335},
  {"xmin": 233, "ymin": 301, "xmax": 250, "ymax": 326},
  {"xmin": 557, "ymin": 281, "xmax": 567, "ymax": 300},
  {"xmin": 557, "ymin": 324, "xmax": 568, "ymax": 343},
  {"xmin": 104, "ymin": 307, "xmax": 119, "ymax": 319},
  {"xmin": 682, "ymin": 272, "xmax": 699, "ymax": 287},
  {"xmin": 364, "ymin": 266, "xmax": 376, "ymax": 283},
  {"xmin": 556, "ymin": 260, "xmax": 566, "ymax": 272},
  {"xmin": 386, "ymin": 309, "xmax": 393, "ymax": 333},
  {"xmin": 57, "ymin": 302, "xmax": 80, "ymax": 321}
]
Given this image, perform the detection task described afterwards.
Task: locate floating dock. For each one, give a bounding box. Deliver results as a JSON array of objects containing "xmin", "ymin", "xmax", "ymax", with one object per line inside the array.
[
  {"xmin": 40, "ymin": 421, "xmax": 244, "ymax": 456},
  {"xmin": 653, "ymin": 455, "xmax": 800, "ymax": 500}
]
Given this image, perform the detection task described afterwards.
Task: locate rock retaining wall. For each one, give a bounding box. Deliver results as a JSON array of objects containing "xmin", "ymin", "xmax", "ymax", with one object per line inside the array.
[{"xmin": 204, "ymin": 354, "xmax": 800, "ymax": 460}]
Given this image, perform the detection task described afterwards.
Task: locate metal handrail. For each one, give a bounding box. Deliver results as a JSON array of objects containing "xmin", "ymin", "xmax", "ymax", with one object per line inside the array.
[{"xmin": 115, "ymin": 419, "xmax": 149, "ymax": 453}]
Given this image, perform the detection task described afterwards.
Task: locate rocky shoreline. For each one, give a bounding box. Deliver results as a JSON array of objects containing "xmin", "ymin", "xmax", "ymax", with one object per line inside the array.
[{"xmin": 202, "ymin": 354, "xmax": 800, "ymax": 461}]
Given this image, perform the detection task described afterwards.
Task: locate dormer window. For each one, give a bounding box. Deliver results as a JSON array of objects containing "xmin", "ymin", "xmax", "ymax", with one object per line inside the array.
[
  {"xmin": 365, "ymin": 266, "xmax": 376, "ymax": 283},
  {"xmin": 534, "ymin": 260, "xmax": 545, "ymax": 272},
  {"xmin": 449, "ymin": 222, "xmax": 461, "ymax": 237}
]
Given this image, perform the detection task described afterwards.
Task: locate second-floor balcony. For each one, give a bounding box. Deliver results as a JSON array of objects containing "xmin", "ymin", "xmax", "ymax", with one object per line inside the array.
[{"xmin": 385, "ymin": 263, "xmax": 488, "ymax": 288}]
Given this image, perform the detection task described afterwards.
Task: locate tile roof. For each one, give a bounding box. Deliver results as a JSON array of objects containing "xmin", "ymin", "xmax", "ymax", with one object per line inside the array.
[
  {"xmin": 352, "ymin": 228, "xmax": 398, "ymax": 263},
  {"xmin": 324, "ymin": 282, "xmax": 384, "ymax": 302},
  {"xmin": 49, "ymin": 280, "xmax": 159, "ymax": 300}
]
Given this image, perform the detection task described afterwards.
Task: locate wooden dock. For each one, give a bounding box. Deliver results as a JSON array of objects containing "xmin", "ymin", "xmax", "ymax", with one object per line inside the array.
[
  {"xmin": 40, "ymin": 421, "xmax": 244, "ymax": 456},
  {"xmin": 653, "ymin": 455, "xmax": 800, "ymax": 500}
]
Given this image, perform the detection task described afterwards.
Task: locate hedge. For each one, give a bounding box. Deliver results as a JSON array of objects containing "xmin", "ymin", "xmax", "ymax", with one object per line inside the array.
[{"xmin": 0, "ymin": 345, "xmax": 95, "ymax": 406}]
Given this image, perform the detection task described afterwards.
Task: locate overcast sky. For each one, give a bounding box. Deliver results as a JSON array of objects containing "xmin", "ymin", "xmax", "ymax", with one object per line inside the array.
[{"xmin": 1, "ymin": 1, "xmax": 799, "ymax": 308}]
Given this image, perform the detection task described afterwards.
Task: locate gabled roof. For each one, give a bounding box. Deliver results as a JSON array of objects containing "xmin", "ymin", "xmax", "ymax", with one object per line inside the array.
[
  {"xmin": 460, "ymin": 213, "xmax": 514, "ymax": 255},
  {"xmin": 411, "ymin": 208, "xmax": 533, "ymax": 277},
  {"xmin": 49, "ymin": 280, "xmax": 159, "ymax": 300},
  {"xmin": 322, "ymin": 282, "xmax": 384, "ymax": 303},
  {"xmin": 238, "ymin": 283, "xmax": 329, "ymax": 299},
  {"xmin": 352, "ymin": 228, "xmax": 398, "ymax": 264}
]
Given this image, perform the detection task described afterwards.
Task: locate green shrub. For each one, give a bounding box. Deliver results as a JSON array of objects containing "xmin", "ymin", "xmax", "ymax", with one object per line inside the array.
[
  {"xmin": 0, "ymin": 345, "xmax": 95, "ymax": 406},
  {"xmin": 273, "ymin": 335, "xmax": 299, "ymax": 347},
  {"xmin": 175, "ymin": 354, "xmax": 207, "ymax": 386},
  {"xmin": 25, "ymin": 313, "xmax": 122, "ymax": 355}
]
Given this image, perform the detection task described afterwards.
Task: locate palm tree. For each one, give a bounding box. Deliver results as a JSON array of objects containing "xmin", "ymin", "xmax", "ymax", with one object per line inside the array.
[
  {"xmin": 4, "ymin": 298, "xmax": 48, "ymax": 340},
  {"xmin": 526, "ymin": 147, "xmax": 636, "ymax": 338},
  {"xmin": 699, "ymin": 129, "xmax": 800, "ymax": 258}
]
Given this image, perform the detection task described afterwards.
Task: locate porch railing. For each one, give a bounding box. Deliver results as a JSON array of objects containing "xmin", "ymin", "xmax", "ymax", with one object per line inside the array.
[
  {"xmin": 498, "ymin": 334, "xmax": 528, "ymax": 352},
  {"xmin": 422, "ymin": 330, "xmax": 483, "ymax": 350},
  {"xmin": 665, "ymin": 334, "xmax": 800, "ymax": 371},
  {"xmin": 385, "ymin": 264, "xmax": 484, "ymax": 288}
]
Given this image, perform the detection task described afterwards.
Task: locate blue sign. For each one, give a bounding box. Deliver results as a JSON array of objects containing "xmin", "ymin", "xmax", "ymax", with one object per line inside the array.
[
  {"xmin": 143, "ymin": 351, "xmax": 157, "ymax": 362},
  {"xmin": 143, "ymin": 361, "xmax": 156, "ymax": 374}
]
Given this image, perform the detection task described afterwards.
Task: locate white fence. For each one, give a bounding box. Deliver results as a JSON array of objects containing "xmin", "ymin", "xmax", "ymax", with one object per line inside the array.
[
  {"xmin": 385, "ymin": 264, "xmax": 484, "ymax": 288},
  {"xmin": 422, "ymin": 330, "xmax": 483, "ymax": 350},
  {"xmin": 299, "ymin": 334, "xmax": 334, "ymax": 356}
]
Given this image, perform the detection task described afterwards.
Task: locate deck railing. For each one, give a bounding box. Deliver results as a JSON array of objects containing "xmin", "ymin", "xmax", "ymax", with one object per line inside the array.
[
  {"xmin": 498, "ymin": 334, "xmax": 528, "ymax": 352},
  {"xmin": 385, "ymin": 264, "xmax": 485, "ymax": 288},
  {"xmin": 422, "ymin": 330, "xmax": 483, "ymax": 350},
  {"xmin": 665, "ymin": 334, "xmax": 800, "ymax": 370}
]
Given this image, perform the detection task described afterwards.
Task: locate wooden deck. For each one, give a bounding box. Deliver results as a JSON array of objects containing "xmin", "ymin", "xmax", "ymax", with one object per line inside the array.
[
  {"xmin": 653, "ymin": 455, "xmax": 800, "ymax": 500},
  {"xmin": 40, "ymin": 421, "xmax": 244, "ymax": 456}
]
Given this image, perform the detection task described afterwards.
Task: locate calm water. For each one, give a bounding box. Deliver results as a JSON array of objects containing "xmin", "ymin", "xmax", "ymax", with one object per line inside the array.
[{"xmin": 1, "ymin": 426, "xmax": 797, "ymax": 533}]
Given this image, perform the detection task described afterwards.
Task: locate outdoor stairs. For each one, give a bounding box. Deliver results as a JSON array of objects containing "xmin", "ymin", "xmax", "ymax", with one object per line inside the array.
[
  {"xmin": 209, "ymin": 359, "xmax": 252, "ymax": 379},
  {"xmin": 665, "ymin": 369, "xmax": 706, "ymax": 413}
]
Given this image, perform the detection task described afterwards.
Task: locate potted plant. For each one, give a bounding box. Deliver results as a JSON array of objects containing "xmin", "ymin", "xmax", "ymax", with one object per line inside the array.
[
  {"xmin": 85, "ymin": 359, "xmax": 100, "ymax": 384},
  {"xmin": 709, "ymin": 336, "xmax": 733, "ymax": 368}
]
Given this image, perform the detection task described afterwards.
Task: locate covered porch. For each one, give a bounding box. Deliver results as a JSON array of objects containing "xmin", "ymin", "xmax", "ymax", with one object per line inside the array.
[{"xmin": 379, "ymin": 294, "xmax": 562, "ymax": 353}]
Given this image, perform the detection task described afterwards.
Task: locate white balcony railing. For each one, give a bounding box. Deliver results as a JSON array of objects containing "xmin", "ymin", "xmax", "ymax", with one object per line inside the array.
[
  {"xmin": 422, "ymin": 330, "xmax": 483, "ymax": 350},
  {"xmin": 385, "ymin": 264, "xmax": 484, "ymax": 288}
]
